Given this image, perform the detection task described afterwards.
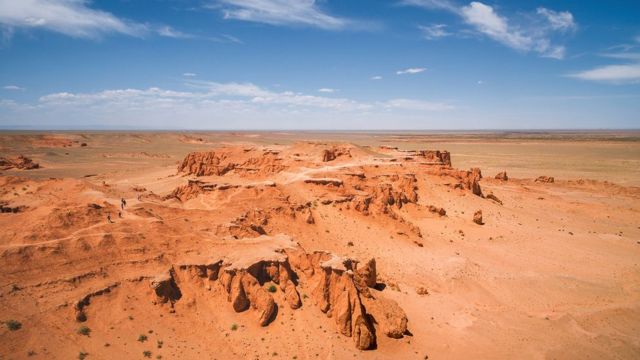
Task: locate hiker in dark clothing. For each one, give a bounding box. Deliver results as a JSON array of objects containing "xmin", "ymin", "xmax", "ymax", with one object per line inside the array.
[
  {"xmin": 118, "ymin": 211, "xmax": 122, "ymax": 218},
  {"xmin": 121, "ymin": 198, "xmax": 127, "ymax": 210}
]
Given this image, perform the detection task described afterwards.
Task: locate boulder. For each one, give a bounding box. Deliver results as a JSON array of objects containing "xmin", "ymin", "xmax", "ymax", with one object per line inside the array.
[
  {"xmin": 473, "ymin": 210, "xmax": 483, "ymax": 225},
  {"xmin": 365, "ymin": 297, "xmax": 408, "ymax": 339}
]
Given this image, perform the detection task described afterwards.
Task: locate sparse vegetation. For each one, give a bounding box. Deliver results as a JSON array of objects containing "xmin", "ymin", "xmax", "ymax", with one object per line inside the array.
[
  {"xmin": 267, "ymin": 284, "xmax": 277, "ymax": 293},
  {"xmin": 78, "ymin": 351, "xmax": 88, "ymax": 359},
  {"xmin": 231, "ymin": 323, "xmax": 238, "ymax": 331},
  {"xmin": 347, "ymin": 241, "xmax": 354, "ymax": 247},
  {"xmin": 77, "ymin": 326, "xmax": 91, "ymax": 336},
  {"xmin": 138, "ymin": 334, "xmax": 148, "ymax": 342},
  {"xmin": 157, "ymin": 340, "xmax": 163, "ymax": 349},
  {"xmin": 143, "ymin": 350, "xmax": 152, "ymax": 358},
  {"xmin": 5, "ymin": 319, "xmax": 22, "ymax": 331}
]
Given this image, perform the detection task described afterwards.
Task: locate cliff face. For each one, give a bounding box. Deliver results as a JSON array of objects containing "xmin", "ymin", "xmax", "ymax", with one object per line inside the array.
[
  {"xmin": 416, "ymin": 150, "xmax": 451, "ymax": 166},
  {"xmin": 178, "ymin": 148, "xmax": 286, "ymax": 177},
  {"xmin": 122, "ymin": 236, "xmax": 410, "ymax": 350}
]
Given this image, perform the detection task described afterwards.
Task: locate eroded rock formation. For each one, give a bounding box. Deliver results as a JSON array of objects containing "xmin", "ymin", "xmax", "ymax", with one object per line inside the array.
[
  {"xmin": 143, "ymin": 236, "xmax": 407, "ymax": 350},
  {"xmin": 495, "ymin": 171, "xmax": 508, "ymax": 181},
  {"xmin": 322, "ymin": 146, "xmax": 352, "ymax": 162},
  {"xmin": 178, "ymin": 148, "xmax": 286, "ymax": 177},
  {"xmin": 0, "ymin": 155, "xmax": 40, "ymax": 170},
  {"xmin": 535, "ymin": 176, "xmax": 555, "ymax": 183}
]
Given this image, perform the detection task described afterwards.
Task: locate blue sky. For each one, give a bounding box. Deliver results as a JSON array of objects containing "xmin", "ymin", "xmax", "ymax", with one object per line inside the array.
[{"xmin": 0, "ymin": 0, "xmax": 639, "ymax": 130}]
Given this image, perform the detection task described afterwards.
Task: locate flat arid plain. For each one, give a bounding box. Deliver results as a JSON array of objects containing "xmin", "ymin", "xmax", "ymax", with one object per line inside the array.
[{"xmin": 1, "ymin": 131, "xmax": 639, "ymax": 359}]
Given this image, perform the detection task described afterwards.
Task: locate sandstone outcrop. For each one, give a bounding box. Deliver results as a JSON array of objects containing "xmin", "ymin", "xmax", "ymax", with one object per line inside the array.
[
  {"xmin": 0, "ymin": 155, "xmax": 40, "ymax": 170},
  {"xmin": 535, "ymin": 176, "xmax": 555, "ymax": 183},
  {"xmin": 0, "ymin": 201, "xmax": 25, "ymax": 213},
  {"xmin": 145, "ymin": 236, "xmax": 407, "ymax": 350},
  {"xmin": 178, "ymin": 148, "xmax": 286, "ymax": 177},
  {"xmin": 304, "ymin": 178, "xmax": 344, "ymax": 187},
  {"xmin": 322, "ymin": 146, "xmax": 352, "ymax": 162},
  {"xmin": 428, "ymin": 205, "xmax": 447, "ymax": 216},
  {"xmin": 416, "ymin": 150, "xmax": 451, "ymax": 166},
  {"xmin": 485, "ymin": 192, "xmax": 502, "ymax": 205},
  {"xmin": 495, "ymin": 171, "xmax": 508, "ymax": 181}
]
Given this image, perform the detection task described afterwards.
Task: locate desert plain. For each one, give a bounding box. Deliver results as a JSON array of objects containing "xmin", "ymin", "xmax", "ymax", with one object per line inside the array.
[{"xmin": 0, "ymin": 131, "xmax": 639, "ymax": 359}]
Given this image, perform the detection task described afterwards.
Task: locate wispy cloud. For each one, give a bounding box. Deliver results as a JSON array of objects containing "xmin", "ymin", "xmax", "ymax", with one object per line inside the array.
[
  {"xmin": 0, "ymin": 0, "xmax": 223, "ymax": 42},
  {"xmin": 0, "ymin": 0, "xmax": 146, "ymax": 38},
  {"xmin": 183, "ymin": 73, "xmax": 197, "ymax": 77},
  {"xmin": 536, "ymin": 7, "xmax": 576, "ymax": 32},
  {"xmin": 370, "ymin": 75, "xmax": 383, "ymax": 80},
  {"xmin": 212, "ymin": 0, "xmax": 349, "ymax": 30},
  {"xmin": 157, "ymin": 26, "xmax": 194, "ymax": 39},
  {"xmin": 397, "ymin": 67, "xmax": 426, "ymax": 75},
  {"xmin": 419, "ymin": 24, "xmax": 450, "ymax": 39},
  {"xmin": 405, "ymin": 1, "xmax": 575, "ymax": 59},
  {"xmin": 568, "ymin": 61, "xmax": 640, "ymax": 84},
  {"xmin": 317, "ymin": 88, "xmax": 337, "ymax": 93},
  {"xmin": 3, "ymin": 85, "xmax": 24, "ymax": 91}
]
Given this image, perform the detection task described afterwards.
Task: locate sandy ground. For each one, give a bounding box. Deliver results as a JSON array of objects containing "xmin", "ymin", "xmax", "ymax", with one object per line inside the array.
[{"xmin": 0, "ymin": 131, "xmax": 639, "ymax": 360}]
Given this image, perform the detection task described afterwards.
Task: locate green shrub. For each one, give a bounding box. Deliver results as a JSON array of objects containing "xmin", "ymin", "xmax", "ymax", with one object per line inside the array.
[
  {"xmin": 143, "ymin": 351, "xmax": 152, "ymax": 358},
  {"xmin": 230, "ymin": 323, "xmax": 238, "ymax": 331},
  {"xmin": 267, "ymin": 284, "xmax": 277, "ymax": 293},
  {"xmin": 78, "ymin": 352, "xmax": 88, "ymax": 360},
  {"xmin": 5, "ymin": 320, "xmax": 21, "ymax": 331},
  {"xmin": 138, "ymin": 334, "xmax": 148, "ymax": 342},
  {"xmin": 77, "ymin": 326, "xmax": 91, "ymax": 336}
]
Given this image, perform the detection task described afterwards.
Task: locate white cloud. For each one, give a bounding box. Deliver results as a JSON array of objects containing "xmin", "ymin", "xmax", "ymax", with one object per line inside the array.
[
  {"xmin": 157, "ymin": 26, "xmax": 194, "ymax": 39},
  {"xmin": 568, "ymin": 62, "xmax": 640, "ymax": 84},
  {"xmin": 370, "ymin": 75, "xmax": 383, "ymax": 80},
  {"xmin": 317, "ymin": 88, "xmax": 337, "ymax": 93},
  {"xmin": 567, "ymin": 51, "xmax": 640, "ymax": 84},
  {"xmin": 406, "ymin": 1, "xmax": 575, "ymax": 59},
  {"xmin": 1, "ymin": 81, "xmax": 455, "ymax": 128},
  {"xmin": 3, "ymin": 85, "xmax": 24, "ymax": 91},
  {"xmin": 541, "ymin": 45, "xmax": 566, "ymax": 60},
  {"xmin": 213, "ymin": 0, "xmax": 348, "ymax": 30},
  {"xmin": 183, "ymin": 73, "xmax": 197, "ymax": 77},
  {"xmin": 384, "ymin": 98, "xmax": 454, "ymax": 111},
  {"xmin": 0, "ymin": 0, "xmax": 145, "ymax": 38},
  {"xmin": 0, "ymin": 0, "xmax": 208, "ymax": 41},
  {"xmin": 461, "ymin": 2, "xmax": 531, "ymax": 51},
  {"xmin": 397, "ymin": 67, "xmax": 426, "ymax": 75},
  {"xmin": 419, "ymin": 24, "xmax": 450, "ymax": 39},
  {"xmin": 400, "ymin": 0, "xmax": 457, "ymax": 12},
  {"xmin": 536, "ymin": 7, "xmax": 576, "ymax": 32}
]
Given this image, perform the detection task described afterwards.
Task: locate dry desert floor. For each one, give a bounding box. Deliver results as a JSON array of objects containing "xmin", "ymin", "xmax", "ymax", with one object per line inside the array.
[{"xmin": 1, "ymin": 131, "xmax": 639, "ymax": 360}]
